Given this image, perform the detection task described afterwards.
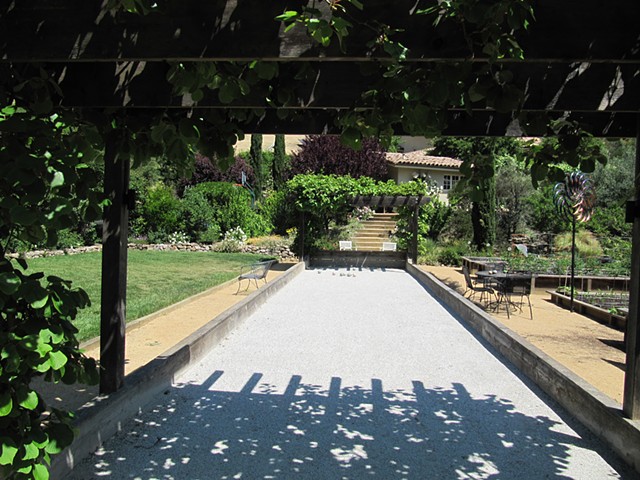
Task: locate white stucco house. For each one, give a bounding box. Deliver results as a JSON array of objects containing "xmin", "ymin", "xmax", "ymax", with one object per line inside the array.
[{"xmin": 386, "ymin": 150, "xmax": 463, "ymax": 203}]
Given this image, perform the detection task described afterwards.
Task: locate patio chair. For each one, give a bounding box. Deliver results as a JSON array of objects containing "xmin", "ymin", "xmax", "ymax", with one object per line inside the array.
[
  {"xmin": 498, "ymin": 273, "xmax": 533, "ymax": 319},
  {"xmin": 236, "ymin": 259, "xmax": 276, "ymax": 294},
  {"xmin": 462, "ymin": 265, "xmax": 496, "ymax": 306}
]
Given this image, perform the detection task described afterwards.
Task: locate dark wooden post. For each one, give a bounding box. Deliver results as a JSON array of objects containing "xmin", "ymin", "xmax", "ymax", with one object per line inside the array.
[
  {"xmin": 623, "ymin": 117, "xmax": 640, "ymax": 419},
  {"xmin": 99, "ymin": 134, "xmax": 130, "ymax": 394}
]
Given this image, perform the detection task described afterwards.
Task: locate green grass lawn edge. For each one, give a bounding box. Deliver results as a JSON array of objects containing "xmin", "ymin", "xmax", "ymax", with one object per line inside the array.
[{"xmin": 21, "ymin": 250, "xmax": 273, "ymax": 342}]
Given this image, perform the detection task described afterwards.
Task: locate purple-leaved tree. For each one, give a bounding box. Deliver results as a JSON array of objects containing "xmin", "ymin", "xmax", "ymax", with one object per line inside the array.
[
  {"xmin": 179, "ymin": 153, "xmax": 256, "ymax": 194},
  {"xmin": 290, "ymin": 135, "xmax": 389, "ymax": 180}
]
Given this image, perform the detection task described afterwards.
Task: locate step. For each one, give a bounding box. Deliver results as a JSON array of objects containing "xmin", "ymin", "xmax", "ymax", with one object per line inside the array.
[
  {"xmin": 360, "ymin": 221, "xmax": 397, "ymax": 228},
  {"xmin": 360, "ymin": 227, "xmax": 396, "ymax": 233},
  {"xmin": 353, "ymin": 232, "xmax": 390, "ymax": 238},
  {"xmin": 354, "ymin": 241, "xmax": 388, "ymax": 249}
]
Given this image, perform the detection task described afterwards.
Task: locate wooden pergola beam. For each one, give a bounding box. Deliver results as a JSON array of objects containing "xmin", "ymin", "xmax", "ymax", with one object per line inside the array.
[
  {"xmin": 1, "ymin": 0, "xmax": 638, "ymax": 63},
  {"xmin": 50, "ymin": 61, "xmax": 640, "ymax": 113},
  {"xmin": 114, "ymin": 109, "xmax": 634, "ymax": 138},
  {"xmin": 351, "ymin": 195, "xmax": 431, "ymax": 208}
]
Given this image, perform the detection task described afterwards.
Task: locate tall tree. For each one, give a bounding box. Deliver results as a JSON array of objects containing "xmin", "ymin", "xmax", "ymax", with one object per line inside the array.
[
  {"xmin": 495, "ymin": 157, "xmax": 534, "ymax": 241},
  {"xmin": 471, "ymin": 157, "xmax": 497, "ymax": 249},
  {"xmin": 433, "ymin": 137, "xmax": 522, "ymax": 249},
  {"xmin": 290, "ymin": 135, "xmax": 388, "ymax": 180},
  {"xmin": 272, "ymin": 134, "xmax": 289, "ymax": 191},
  {"xmin": 249, "ymin": 134, "xmax": 264, "ymax": 195}
]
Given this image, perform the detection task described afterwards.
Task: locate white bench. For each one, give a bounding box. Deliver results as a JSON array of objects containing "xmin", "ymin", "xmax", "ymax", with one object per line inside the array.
[
  {"xmin": 382, "ymin": 242, "xmax": 397, "ymax": 252},
  {"xmin": 339, "ymin": 241, "xmax": 353, "ymax": 251}
]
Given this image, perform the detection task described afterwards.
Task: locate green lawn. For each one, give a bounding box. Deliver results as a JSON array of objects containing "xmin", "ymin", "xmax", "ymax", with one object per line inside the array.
[{"xmin": 22, "ymin": 250, "xmax": 271, "ymax": 342}]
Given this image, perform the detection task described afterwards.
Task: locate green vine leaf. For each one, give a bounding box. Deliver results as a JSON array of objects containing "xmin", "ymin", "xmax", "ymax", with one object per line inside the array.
[
  {"xmin": 22, "ymin": 442, "xmax": 40, "ymax": 461},
  {"xmin": 33, "ymin": 463, "xmax": 50, "ymax": 480},
  {"xmin": 0, "ymin": 438, "xmax": 18, "ymax": 465},
  {"xmin": 0, "ymin": 393, "xmax": 12, "ymax": 417},
  {"xmin": 48, "ymin": 350, "xmax": 68, "ymax": 371},
  {"xmin": 18, "ymin": 390, "xmax": 39, "ymax": 411},
  {"xmin": 44, "ymin": 423, "xmax": 75, "ymax": 454},
  {"xmin": 0, "ymin": 271, "xmax": 21, "ymax": 294},
  {"xmin": 50, "ymin": 171, "xmax": 65, "ymax": 189}
]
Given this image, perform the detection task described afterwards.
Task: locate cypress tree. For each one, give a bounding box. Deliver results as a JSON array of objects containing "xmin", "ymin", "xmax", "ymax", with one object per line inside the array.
[
  {"xmin": 249, "ymin": 134, "xmax": 263, "ymax": 195},
  {"xmin": 471, "ymin": 156, "xmax": 497, "ymax": 250},
  {"xmin": 272, "ymin": 134, "xmax": 288, "ymax": 191}
]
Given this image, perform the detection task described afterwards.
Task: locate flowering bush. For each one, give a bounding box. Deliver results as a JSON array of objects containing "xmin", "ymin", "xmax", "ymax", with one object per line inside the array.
[
  {"xmin": 217, "ymin": 227, "xmax": 247, "ymax": 252},
  {"xmin": 168, "ymin": 231, "xmax": 190, "ymax": 245},
  {"xmin": 351, "ymin": 206, "xmax": 373, "ymax": 222}
]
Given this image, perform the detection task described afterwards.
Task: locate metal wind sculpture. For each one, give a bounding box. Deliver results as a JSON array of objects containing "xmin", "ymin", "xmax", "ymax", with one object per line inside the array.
[{"xmin": 553, "ymin": 172, "xmax": 596, "ymax": 311}]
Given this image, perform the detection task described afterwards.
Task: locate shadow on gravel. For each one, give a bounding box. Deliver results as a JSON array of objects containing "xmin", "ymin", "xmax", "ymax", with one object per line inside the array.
[{"xmin": 71, "ymin": 370, "xmax": 601, "ymax": 479}]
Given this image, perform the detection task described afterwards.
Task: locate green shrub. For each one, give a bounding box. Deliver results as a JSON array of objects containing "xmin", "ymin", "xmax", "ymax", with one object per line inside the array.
[
  {"xmin": 436, "ymin": 241, "xmax": 470, "ymax": 266},
  {"xmin": 259, "ymin": 190, "xmax": 295, "ymax": 235},
  {"xmin": 439, "ymin": 195, "xmax": 474, "ymax": 243},
  {"xmin": 182, "ymin": 182, "xmax": 272, "ymax": 239},
  {"xmin": 417, "ymin": 239, "xmax": 440, "ymax": 265},
  {"xmin": 554, "ymin": 230, "xmax": 603, "ymax": 257},
  {"xmin": 199, "ymin": 224, "xmax": 222, "ymax": 244},
  {"xmin": 180, "ymin": 186, "xmax": 218, "ymax": 241},
  {"xmin": 138, "ymin": 183, "xmax": 183, "ymax": 241},
  {"xmin": 55, "ymin": 229, "xmax": 84, "ymax": 249},
  {"xmin": 525, "ymin": 184, "xmax": 571, "ymax": 234}
]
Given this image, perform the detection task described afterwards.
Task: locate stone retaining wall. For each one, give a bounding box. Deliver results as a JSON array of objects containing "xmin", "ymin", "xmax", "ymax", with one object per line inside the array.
[{"xmin": 8, "ymin": 243, "xmax": 298, "ymax": 262}]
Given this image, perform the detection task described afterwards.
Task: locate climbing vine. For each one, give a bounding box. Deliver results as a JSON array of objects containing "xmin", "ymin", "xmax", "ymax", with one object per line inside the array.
[{"xmin": 0, "ymin": 65, "xmax": 101, "ymax": 479}]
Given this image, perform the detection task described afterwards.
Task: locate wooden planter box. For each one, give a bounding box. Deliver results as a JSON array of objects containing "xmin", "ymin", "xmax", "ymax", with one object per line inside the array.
[{"xmin": 548, "ymin": 290, "xmax": 627, "ymax": 330}]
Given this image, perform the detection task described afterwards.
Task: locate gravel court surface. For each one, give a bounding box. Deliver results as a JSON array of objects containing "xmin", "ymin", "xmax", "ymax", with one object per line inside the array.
[{"xmin": 68, "ymin": 268, "xmax": 635, "ymax": 479}]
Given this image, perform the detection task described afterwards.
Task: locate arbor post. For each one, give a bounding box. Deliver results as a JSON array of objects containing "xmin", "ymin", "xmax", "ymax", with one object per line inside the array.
[
  {"xmin": 623, "ymin": 116, "xmax": 640, "ymax": 419},
  {"xmin": 99, "ymin": 134, "xmax": 130, "ymax": 394}
]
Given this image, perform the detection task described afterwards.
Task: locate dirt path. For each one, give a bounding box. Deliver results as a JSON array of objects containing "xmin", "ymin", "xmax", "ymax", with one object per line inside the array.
[
  {"xmin": 423, "ymin": 265, "xmax": 626, "ymax": 403},
  {"xmin": 81, "ymin": 268, "xmax": 287, "ymax": 375}
]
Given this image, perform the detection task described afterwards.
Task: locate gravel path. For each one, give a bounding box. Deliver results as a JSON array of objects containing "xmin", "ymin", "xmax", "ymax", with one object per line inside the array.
[{"xmin": 67, "ymin": 268, "xmax": 634, "ymax": 479}]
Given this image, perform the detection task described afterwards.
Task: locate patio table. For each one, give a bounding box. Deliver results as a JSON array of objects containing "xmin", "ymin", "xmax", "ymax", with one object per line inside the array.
[{"xmin": 477, "ymin": 271, "xmax": 533, "ymax": 318}]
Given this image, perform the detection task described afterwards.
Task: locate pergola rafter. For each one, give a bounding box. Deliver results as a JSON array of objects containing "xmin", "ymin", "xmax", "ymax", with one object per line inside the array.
[
  {"xmin": 2, "ymin": 1, "xmax": 638, "ymax": 63},
  {"xmin": 1, "ymin": 0, "xmax": 640, "ymax": 422}
]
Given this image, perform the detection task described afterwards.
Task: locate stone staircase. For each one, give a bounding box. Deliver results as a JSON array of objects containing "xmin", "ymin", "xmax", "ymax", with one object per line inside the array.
[{"xmin": 352, "ymin": 213, "xmax": 399, "ymax": 251}]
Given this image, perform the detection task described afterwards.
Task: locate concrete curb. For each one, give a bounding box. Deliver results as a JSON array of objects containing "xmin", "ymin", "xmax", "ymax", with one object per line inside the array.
[
  {"xmin": 51, "ymin": 262, "xmax": 305, "ymax": 480},
  {"xmin": 407, "ymin": 262, "xmax": 640, "ymax": 474}
]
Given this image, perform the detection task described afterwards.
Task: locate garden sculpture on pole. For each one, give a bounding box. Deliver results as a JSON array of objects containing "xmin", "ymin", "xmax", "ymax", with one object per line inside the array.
[
  {"xmin": 241, "ymin": 170, "xmax": 256, "ymax": 208},
  {"xmin": 553, "ymin": 171, "xmax": 596, "ymax": 312}
]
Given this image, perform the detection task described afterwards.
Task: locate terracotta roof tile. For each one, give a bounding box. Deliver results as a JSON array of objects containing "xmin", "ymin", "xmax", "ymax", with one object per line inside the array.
[{"xmin": 386, "ymin": 151, "xmax": 462, "ymax": 169}]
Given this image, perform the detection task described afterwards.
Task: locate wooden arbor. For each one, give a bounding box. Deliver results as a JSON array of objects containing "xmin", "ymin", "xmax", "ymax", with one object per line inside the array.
[
  {"xmin": 1, "ymin": 0, "xmax": 640, "ymax": 418},
  {"xmin": 351, "ymin": 195, "xmax": 431, "ymax": 263}
]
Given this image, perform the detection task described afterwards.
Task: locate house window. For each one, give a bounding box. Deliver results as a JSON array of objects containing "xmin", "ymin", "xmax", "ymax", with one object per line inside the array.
[{"xmin": 443, "ymin": 175, "xmax": 460, "ymax": 191}]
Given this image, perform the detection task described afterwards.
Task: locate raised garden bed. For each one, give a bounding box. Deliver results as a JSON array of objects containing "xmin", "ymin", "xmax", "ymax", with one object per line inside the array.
[
  {"xmin": 461, "ymin": 256, "xmax": 507, "ymax": 273},
  {"xmin": 548, "ymin": 290, "xmax": 628, "ymax": 330}
]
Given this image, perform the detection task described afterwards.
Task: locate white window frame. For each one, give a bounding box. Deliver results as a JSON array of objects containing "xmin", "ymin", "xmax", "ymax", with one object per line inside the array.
[{"xmin": 443, "ymin": 174, "xmax": 460, "ymax": 191}]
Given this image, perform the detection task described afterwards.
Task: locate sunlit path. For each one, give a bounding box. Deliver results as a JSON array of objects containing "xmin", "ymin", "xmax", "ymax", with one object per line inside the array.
[{"xmin": 68, "ymin": 268, "xmax": 632, "ymax": 479}]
